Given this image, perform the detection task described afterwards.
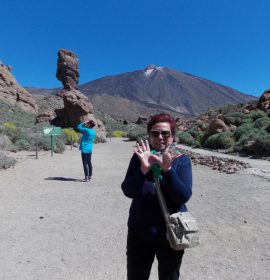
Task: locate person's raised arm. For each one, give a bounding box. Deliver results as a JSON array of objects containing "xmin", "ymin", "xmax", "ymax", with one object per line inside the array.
[{"xmin": 76, "ymin": 121, "xmax": 87, "ymax": 132}]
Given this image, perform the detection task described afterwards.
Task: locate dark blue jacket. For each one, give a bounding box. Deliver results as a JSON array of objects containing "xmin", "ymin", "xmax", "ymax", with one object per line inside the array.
[{"xmin": 121, "ymin": 153, "xmax": 192, "ymax": 240}]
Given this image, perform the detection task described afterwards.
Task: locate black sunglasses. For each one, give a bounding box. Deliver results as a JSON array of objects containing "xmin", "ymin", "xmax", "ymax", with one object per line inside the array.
[{"xmin": 149, "ymin": 130, "xmax": 171, "ymax": 138}]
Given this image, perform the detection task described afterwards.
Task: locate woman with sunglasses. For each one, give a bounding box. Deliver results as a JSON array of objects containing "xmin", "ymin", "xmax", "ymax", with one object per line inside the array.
[{"xmin": 121, "ymin": 113, "xmax": 193, "ymax": 280}]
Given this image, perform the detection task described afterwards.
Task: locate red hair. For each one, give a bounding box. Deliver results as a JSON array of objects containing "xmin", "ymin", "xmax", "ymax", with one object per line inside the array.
[{"xmin": 147, "ymin": 113, "xmax": 176, "ymax": 136}]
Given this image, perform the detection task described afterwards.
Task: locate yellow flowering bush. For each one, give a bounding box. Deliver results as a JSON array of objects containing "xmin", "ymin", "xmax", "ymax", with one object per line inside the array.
[
  {"xmin": 112, "ymin": 130, "xmax": 127, "ymax": 137},
  {"xmin": 3, "ymin": 122, "xmax": 16, "ymax": 131},
  {"xmin": 62, "ymin": 128, "xmax": 79, "ymax": 144}
]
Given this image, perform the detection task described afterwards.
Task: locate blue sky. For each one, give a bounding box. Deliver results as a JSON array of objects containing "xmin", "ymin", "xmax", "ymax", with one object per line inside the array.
[{"xmin": 1, "ymin": 0, "xmax": 269, "ymax": 96}]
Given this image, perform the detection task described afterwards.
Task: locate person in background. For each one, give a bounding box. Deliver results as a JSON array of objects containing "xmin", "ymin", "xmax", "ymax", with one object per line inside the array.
[
  {"xmin": 121, "ymin": 113, "xmax": 193, "ymax": 280},
  {"xmin": 76, "ymin": 120, "xmax": 96, "ymax": 182}
]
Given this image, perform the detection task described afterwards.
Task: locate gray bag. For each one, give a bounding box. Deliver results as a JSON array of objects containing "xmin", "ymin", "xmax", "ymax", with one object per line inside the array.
[
  {"xmin": 166, "ymin": 212, "xmax": 200, "ymax": 250},
  {"xmin": 153, "ymin": 175, "xmax": 200, "ymax": 250}
]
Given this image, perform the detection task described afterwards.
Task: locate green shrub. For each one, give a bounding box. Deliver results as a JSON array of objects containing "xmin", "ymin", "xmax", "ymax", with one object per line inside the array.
[
  {"xmin": 0, "ymin": 135, "xmax": 12, "ymax": 150},
  {"xmin": 94, "ymin": 135, "xmax": 107, "ymax": 143},
  {"xmin": 204, "ymin": 132, "xmax": 235, "ymax": 149},
  {"xmin": 198, "ymin": 122, "xmax": 209, "ymax": 131},
  {"xmin": 254, "ymin": 117, "xmax": 270, "ymax": 129},
  {"xmin": 233, "ymin": 143, "xmax": 245, "ymax": 153},
  {"xmin": 249, "ymin": 110, "xmax": 267, "ymax": 121},
  {"xmin": 238, "ymin": 128, "xmax": 267, "ymax": 142},
  {"xmin": 242, "ymin": 117, "xmax": 253, "ymax": 124},
  {"xmin": 234, "ymin": 123, "xmax": 254, "ymax": 140},
  {"xmin": 95, "ymin": 111, "xmax": 128, "ymax": 137},
  {"xmin": 177, "ymin": 132, "xmax": 196, "ymax": 146},
  {"xmin": 252, "ymin": 134, "xmax": 270, "ymax": 156},
  {"xmin": 8, "ymin": 144, "xmax": 19, "ymax": 153},
  {"xmin": 233, "ymin": 128, "xmax": 268, "ymax": 154},
  {"xmin": 0, "ymin": 102, "xmax": 35, "ymax": 128},
  {"xmin": 234, "ymin": 132, "xmax": 270, "ymax": 156},
  {"xmin": 3, "ymin": 126, "xmax": 26, "ymax": 143},
  {"xmin": 194, "ymin": 132, "xmax": 205, "ymax": 147},
  {"xmin": 34, "ymin": 134, "xmax": 65, "ymax": 153},
  {"xmin": 187, "ymin": 129, "xmax": 200, "ymax": 138},
  {"xmin": 223, "ymin": 112, "xmax": 249, "ymax": 126},
  {"xmin": 37, "ymin": 135, "xmax": 52, "ymax": 151},
  {"xmin": 62, "ymin": 128, "xmax": 79, "ymax": 144},
  {"xmin": 127, "ymin": 126, "xmax": 147, "ymax": 141},
  {"xmin": 54, "ymin": 137, "xmax": 66, "ymax": 153},
  {"xmin": 111, "ymin": 130, "xmax": 128, "ymax": 137},
  {"xmin": 2, "ymin": 127, "xmax": 46, "ymax": 152},
  {"xmin": 14, "ymin": 139, "xmax": 31, "ymax": 151},
  {"xmin": 0, "ymin": 151, "xmax": 16, "ymax": 169}
]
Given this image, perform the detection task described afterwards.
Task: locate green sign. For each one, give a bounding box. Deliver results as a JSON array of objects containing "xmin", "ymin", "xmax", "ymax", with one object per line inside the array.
[
  {"xmin": 43, "ymin": 127, "xmax": 53, "ymax": 135},
  {"xmin": 51, "ymin": 127, "xmax": 62, "ymax": 135},
  {"xmin": 43, "ymin": 127, "xmax": 62, "ymax": 136},
  {"xmin": 43, "ymin": 127, "xmax": 62, "ymax": 156}
]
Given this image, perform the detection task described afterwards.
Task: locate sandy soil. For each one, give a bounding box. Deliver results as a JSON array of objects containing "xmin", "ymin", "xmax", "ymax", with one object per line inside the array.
[{"xmin": 0, "ymin": 138, "xmax": 269, "ymax": 280}]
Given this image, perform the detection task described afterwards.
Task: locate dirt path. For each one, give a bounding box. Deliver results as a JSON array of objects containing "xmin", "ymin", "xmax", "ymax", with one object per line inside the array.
[{"xmin": 0, "ymin": 139, "xmax": 269, "ymax": 280}]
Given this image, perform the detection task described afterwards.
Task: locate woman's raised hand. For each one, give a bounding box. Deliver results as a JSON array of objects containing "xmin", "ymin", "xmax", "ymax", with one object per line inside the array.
[
  {"xmin": 152, "ymin": 143, "xmax": 181, "ymax": 173},
  {"xmin": 134, "ymin": 140, "xmax": 181, "ymax": 175},
  {"xmin": 134, "ymin": 139, "xmax": 154, "ymax": 175},
  {"xmin": 159, "ymin": 144, "xmax": 180, "ymax": 172}
]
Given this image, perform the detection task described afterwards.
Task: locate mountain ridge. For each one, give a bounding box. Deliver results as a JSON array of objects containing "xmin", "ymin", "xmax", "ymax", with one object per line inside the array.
[
  {"xmin": 77, "ymin": 65, "xmax": 254, "ymax": 120},
  {"xmin": 27, "ymin": 65, "xmax": 255, "ymax": 121}
]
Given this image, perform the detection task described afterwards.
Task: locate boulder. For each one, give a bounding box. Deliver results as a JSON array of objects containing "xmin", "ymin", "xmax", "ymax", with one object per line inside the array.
[{"xmin": 202, "ymin": 118, "xmax": 229, "ymax": 142}]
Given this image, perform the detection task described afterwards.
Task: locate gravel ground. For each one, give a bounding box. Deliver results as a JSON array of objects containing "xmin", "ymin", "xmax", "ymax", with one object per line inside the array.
[{"xmin": 0, "ymin": 138, "xmax": 269, "ymax": 280}]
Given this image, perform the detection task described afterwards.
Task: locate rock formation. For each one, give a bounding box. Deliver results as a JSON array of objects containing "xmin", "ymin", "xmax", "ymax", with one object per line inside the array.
[
  {"xmin": 0, "ymin": 60, "xmax": 38, "ymax": 114},
  {"xmin": 53, "ymin": 49, "xmax": 106, "ymax": 141},
  {"xmin": 56, "ymin": 49, "xmax": 79, "ymax": 91},
  {"xmin": 202, "ymin": 117, "xmax": 229, "ymax": 142},
  {"xmin": 257, "ymin": 89, "xmax": 270, "ymax": 111},
  {"xmin": 35, "ymin": 111, "xmax": 57, "ymax": 124}
]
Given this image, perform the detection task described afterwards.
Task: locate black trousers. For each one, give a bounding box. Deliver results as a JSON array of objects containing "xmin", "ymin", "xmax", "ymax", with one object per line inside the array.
[
  {"xmin": 127, "ymin": 228, "xmax": 184, "ymax": 280},
  {"xmin": 81, "ymin": 152, "xmax": 92, "ymax": 178}
]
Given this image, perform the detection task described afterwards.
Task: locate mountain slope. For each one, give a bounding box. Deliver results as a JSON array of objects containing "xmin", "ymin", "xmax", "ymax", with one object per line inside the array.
[{"xmin": 78, "ymin": 65, "xmax": 254, "ymax": 120}]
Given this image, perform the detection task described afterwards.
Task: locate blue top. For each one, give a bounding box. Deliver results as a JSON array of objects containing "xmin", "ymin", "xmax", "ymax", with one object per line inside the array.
[
  {"xmin": 76, "ymin": 122, "xmax": 96, "ymax": 153},
  {"xmin": 121, "ymin": 153, "xmax": 192, "ymax": 240}
]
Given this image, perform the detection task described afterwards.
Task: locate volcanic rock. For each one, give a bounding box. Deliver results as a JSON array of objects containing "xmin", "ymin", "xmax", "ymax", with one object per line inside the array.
[
  {"xmin": 0, "ymin": 60, "xmax": 38, "ymax": 114},
  {"xmin": 54, "ymin": 49, "xmax": 106, "ymax": 141},
  {"xmin": 202, "ymin": 118, "xmax": 229, "ymax": 141},
  {"xmin": 257, "ymin": 89, "xmax": 270, "ymax": 111},
  {"xmin": 56, "ymin": 49, "xmax": 79, "ymax": 91}
]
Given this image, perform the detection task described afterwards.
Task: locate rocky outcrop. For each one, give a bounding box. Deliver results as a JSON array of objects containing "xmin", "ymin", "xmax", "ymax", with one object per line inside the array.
[
  {"xmin": 135, "ymin": 116, "xmax": 147, "ymax": 125},
  {"xmin": 53, "ymin": 49, "xmax": 106, "ymax": 141},
  {"xmin": 53, "ymin": 89, "xmax": 94, "ymax": 127},
  {"xmin": 56, "ymin": 49, "xmax": 79, "ymax": 91},
  {"xmin": 35, "ymin": 111, "xmax": 57, "ymax": 124},
  {"xmin": 257, "ymin": 89, "xmax": 270, "ymax": 111},
  {"xmin": 0, "ymin": 60, "xmax": 38, "ymax": 114}
]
